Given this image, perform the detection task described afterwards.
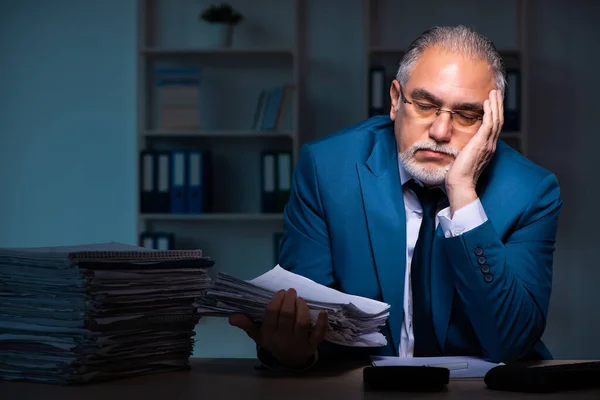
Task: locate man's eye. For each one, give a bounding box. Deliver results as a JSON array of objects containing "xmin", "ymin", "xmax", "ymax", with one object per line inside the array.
[
  {"xmin": 414, "ymin": 102, "xmax": 436, "ymax": 111},
  {"xmin": 456, "ymin": 112, "xmax": 481, "ymax": 121}
]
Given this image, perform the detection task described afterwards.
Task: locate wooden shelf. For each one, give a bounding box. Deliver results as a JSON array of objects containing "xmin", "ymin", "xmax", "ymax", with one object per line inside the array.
[
  {"xmin": 140, "ymin": 213, "xmax": 284, "ymax": 222},
  {"xmin": 142, "ymin": 130, "xmax": 295, "ymax": 139}
]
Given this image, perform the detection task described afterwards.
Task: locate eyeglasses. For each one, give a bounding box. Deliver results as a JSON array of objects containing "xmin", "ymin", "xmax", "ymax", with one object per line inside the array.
[{"xmin": 400, "ymin": 89, "xmax": 483, "ymax": 131}]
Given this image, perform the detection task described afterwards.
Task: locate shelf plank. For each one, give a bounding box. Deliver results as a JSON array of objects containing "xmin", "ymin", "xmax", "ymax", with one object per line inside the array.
[
  {"xmin": 142, "ymin": 130, "xmax": 295, "ymax": 139},
  {"xmin": 142, "ymin": 48, "xmax": 294, "ymax": 56},
  {"xmin": 141, "ymin": 213, "xmax": 284, "ymax": 222}
]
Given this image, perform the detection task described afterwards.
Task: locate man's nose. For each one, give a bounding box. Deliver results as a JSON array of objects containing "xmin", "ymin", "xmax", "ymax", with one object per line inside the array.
[{"xmin": 428, "ymin": 112, "xmax": 452, "ymax": 142}]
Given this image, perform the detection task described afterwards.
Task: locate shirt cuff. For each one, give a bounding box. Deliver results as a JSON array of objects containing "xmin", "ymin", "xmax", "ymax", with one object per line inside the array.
[{"xmin": 438, "ymin": 198, "xmax": 488, "ymax": 238}]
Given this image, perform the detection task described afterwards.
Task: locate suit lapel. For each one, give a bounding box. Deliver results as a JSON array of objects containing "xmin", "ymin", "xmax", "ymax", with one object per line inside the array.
[
  {"xmin": 431, "ymin": 227, "xmax": 454, "ymax": 352},
  {"xmin": 356, "ymin": 131, "xmax": 406, "ymax": 354}
]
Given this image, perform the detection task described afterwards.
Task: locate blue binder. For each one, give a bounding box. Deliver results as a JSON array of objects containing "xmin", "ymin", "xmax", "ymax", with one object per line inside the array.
[
  {"xmin": 187, "ymin": 150, "xmax": 212, "ymax": 213},
  {"xmin": 139, "ymin": 151, "xmax": 156, "ymax": 213},
  {"xmin": 140, "ymin": 232, "xmax": 154, "ymax": 249},
  {"xmin": 261, "ymin": 151, "xmax": 277, "ymax": 213},
  {"xmin": 155, "ymin": 151, "xmax": 172, "ymax": 213},
  {"xmin": 170, "ymin": 150, "xmax": 188, "ymax": 213}
]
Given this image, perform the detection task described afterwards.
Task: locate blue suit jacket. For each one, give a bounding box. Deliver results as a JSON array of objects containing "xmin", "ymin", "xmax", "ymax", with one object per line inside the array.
[{"xmin": 278, "ymin": 115, "xmax": 562, "ymax": 363}]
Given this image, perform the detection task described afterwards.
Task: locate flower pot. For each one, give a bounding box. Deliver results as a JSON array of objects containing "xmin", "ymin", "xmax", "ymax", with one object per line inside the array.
[{"xmin": 209, "ymin": 23, "xmax": 234, "ymax": 48}]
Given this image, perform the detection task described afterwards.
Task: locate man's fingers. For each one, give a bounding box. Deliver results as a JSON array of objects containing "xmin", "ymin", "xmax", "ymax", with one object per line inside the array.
[
  {"xmin": 477, "ymin": 98, "xmax": 492, "ymax": 143},
  {"xmin": 293, "ymin": 297, "xmax": 312, "ymax": 341},
  {"xmin": 277, "ymin": 289, "xmax": 298, "ymax": 336},
  {"xmin": 488, "ymin": 90, "xmax": 498, "ymax": 140},
  {"xmin": 229, "ymin": 314, "xmax": 261, "ymax": 344},
  {"xmin": 263, "ymin": 289, "xmax": 285, "ymax": 337},
  {"xmin": 495, "ymin": 89, "xmax": 504, "ymax": 141},
  {"xmin": 308, "ymin": 310, "xmax": 329, "ymax": 351}
]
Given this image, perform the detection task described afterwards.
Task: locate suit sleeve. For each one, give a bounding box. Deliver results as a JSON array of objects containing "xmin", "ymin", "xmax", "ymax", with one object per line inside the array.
[
  {"xmin": 441, "ymin": 173, "xmax": 562, "ymax": 363},
  {"xmin": 278, "ymin": 145, "xmax": 334, "ymax": 286}
]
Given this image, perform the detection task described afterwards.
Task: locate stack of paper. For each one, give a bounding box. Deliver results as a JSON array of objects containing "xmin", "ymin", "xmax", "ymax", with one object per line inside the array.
[
  {"xmin": 0, "ymin": 242, "xmax": 213, "ymax": 384},
  {"xmin": 196, "ymin": 265, "xmax": 390, "ymax": 347},
  {"xmin": 371, "ymin": 356, "xmax": 502, "ymax": 378}
]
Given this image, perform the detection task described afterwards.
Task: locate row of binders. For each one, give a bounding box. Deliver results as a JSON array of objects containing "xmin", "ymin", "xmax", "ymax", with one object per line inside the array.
[
  {"xmin": 368, "ymin": 65, "xmax": 521, "ymax": 132},
  {"xmin": 141, "ymin": 149, "xmax": 294, "ymax": 215},
  {"xmin": 261, "ymin": 151, "xmax": 293, "ymax": 213},
  {"xmin": 140, "ymin": 149, "xmax": 212, "ymax": 214},
  {"xmin": 140, "ymin": 232, "xmax": 175, "ymax": 250}
]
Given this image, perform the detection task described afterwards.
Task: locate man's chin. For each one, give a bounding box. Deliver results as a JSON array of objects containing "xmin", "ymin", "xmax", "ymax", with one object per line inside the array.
[{"xmin": 413, "ymin": 160, "xmax": 451, "ymax": 174}]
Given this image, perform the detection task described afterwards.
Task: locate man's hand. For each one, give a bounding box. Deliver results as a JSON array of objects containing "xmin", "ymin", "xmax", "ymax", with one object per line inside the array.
[
  {"xmin": 229, "ymin": 288, "xmax": 329, "ymax": 369},
  {"xmin": 445, "ymin": 89, "xmax": 504, "ymax": 215}
]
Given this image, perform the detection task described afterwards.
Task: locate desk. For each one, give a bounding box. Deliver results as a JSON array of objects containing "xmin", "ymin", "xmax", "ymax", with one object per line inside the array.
[{"xmin": 2, "ymin": 358, "xmax": 599, "ymax": 399}]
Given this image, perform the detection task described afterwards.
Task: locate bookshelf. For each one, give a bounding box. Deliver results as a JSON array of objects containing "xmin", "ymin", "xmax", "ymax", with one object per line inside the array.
[
  {"xmin": 136, "ymin": 0, "xmax": 302, "ymax": 357},
  {"xmin": 364, "ymin": 0, "xmax": 528, "ymax": 156}
]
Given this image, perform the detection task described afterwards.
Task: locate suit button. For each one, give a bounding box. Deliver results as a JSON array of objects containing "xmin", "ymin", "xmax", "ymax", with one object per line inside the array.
[
  {"xmin": 484, "ymin": 274, "xmax": 494, "ymax": 283},
  {"xmin": 481, "ymin": 265, "xmax": 490, "ymax": 274},
  {"xmin": 474, "ymin": 246, "xmax": 484, "ymax": 256},
  {"xmin": 477, "ymin": 256, "xmax": 486, "ymax": 265}
]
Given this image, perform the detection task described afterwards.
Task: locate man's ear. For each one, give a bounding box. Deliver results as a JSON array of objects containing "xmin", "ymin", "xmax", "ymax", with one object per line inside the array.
[{"xmin": 389, "ymin": 80, "xmax": 401, "ymax": 121}]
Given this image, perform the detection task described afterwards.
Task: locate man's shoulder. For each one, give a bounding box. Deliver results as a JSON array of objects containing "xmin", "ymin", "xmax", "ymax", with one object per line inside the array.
[
  {"xmin": 484, "ymin": 140, "xmax": 560, "ymax": 203},
  {"xmin": 302, "ymin": 115, "xmax": 393, "ymax": 159}
]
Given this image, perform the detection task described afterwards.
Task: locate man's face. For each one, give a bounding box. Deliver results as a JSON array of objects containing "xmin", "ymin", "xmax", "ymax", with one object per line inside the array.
[{"xmin": 390, "ymin": 46, "xmax": 496, "ymax": 185}]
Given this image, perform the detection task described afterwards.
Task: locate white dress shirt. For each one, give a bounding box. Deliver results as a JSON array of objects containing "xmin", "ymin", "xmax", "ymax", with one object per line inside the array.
[{"xmin": 398, "ymin": 158, "xmax": 488, "ymax": 357}]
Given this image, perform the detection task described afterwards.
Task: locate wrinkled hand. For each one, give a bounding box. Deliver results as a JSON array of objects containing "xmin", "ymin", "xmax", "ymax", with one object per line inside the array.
[
  {"xmin": 445, "ymin": 89, "xmax": 504, "ymax": 214},
  {"xmin": 229, "ymin": 288, "xmax": 329, "ymax": 368}
]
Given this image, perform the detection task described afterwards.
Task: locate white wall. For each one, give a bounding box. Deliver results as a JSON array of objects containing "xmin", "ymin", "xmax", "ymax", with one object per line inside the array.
[
  {"xmin": 0, "ymin": 0, "xmax": 137, "ymax": 247},
  {"xmin": 525, "ymin": 0, "xmax": 600, "ymax": 359}
]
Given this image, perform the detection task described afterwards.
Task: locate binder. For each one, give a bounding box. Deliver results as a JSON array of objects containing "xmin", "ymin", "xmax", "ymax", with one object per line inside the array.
[
  {"xmin": 140, "ymin": 232, "xmax": 154, "ymax": 249},
  {"xmin": 140, "ymin": 151, "xmax": 156, "ymax": 213},
  {"xmin": 154, "ymin": 232, "xmax": 174, "ymax": 250},
  {"xmin": 170, "ymin": 150, "xmax": 188, "ymax": 214},
  {"xmin": 155, "ymin": 151, "xmax": 172, "ymax": 213},
  {"xmin": 261, "ymin": 151, "xmax": 277, "ymax": 213},
  {"xmin": 503, "ymin": 68, "xmax": 521, "ymax": 132},
  {"xmin": 187, "ymin": 150, "xmax": 212, "ymax": 214},
  {"xmin": 276, "ymin": 152, "xmax": 292, "ymax": 212},
  {"xmin": 138, "ymin": 232, "xmax": 175, "ymax": 250},
  {"xmin": 369, "ymin": 66, "xmax": 386, "ymax": 116}
]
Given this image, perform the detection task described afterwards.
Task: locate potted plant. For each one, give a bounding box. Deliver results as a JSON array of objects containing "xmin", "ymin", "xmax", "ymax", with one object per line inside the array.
[{"xmin": 200, "ymin": 3, "xmax": 244, "ymax": 48}]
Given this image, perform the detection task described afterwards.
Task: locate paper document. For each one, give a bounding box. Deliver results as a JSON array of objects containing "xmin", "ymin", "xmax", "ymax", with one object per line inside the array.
[
  {"xmin": 0, "ymin": 242, "xmax": 213, "ymax": 384},
  {"xmin": 371, "ymin": 356, "xmax": 503, "ymax": 378},
  {"xmin": 196, "ymin": 265, "xmax": 391, "ymax": 347}
]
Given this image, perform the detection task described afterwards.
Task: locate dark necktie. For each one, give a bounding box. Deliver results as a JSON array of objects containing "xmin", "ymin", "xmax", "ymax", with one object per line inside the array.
[{"xmin": 406, "ymin": 180, "xmax": 444, "ymax": 356}]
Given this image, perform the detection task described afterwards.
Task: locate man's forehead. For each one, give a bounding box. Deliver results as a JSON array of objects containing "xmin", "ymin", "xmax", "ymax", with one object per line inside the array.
[{"xmin": 405, "ymin": 48, "xmax": 495, "ymax": 102}]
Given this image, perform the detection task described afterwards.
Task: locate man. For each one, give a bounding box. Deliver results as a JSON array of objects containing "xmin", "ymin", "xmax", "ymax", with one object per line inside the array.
[{"xmin": 230, "ymin": 25, "xmax": 562, "ymax": 370}]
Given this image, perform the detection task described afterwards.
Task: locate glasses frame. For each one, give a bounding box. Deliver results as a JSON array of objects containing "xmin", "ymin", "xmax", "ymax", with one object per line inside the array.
[{"xmin": 399, "ymin": 88, "xmax": 484, "ymax": 126}]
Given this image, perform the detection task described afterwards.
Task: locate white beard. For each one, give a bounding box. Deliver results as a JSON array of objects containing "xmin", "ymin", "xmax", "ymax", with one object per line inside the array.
[{"xmin": 399, "ymin": 139, "xmax": 460, "ymax": 186}]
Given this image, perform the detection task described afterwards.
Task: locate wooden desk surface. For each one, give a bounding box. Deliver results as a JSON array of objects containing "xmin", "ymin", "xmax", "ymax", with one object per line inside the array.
[{"xmin": 2, "ymin": 358, "xmax": 599, "ymax": 400}]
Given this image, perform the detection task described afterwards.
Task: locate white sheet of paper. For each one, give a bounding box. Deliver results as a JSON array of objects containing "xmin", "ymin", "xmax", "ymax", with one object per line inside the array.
[
  {"xmin": 370, "ymin": 356, "xmax": 503, "ymax": 378},
  {"xmin": 249, "ymin": 265, "xmax": 389, "ymax": 315}
]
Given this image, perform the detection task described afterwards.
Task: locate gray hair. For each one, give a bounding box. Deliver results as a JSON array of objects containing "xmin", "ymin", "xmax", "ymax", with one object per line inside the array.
[{"xmin": 396, "ymin": 25, "xmax": 506, "ymax": 96}]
